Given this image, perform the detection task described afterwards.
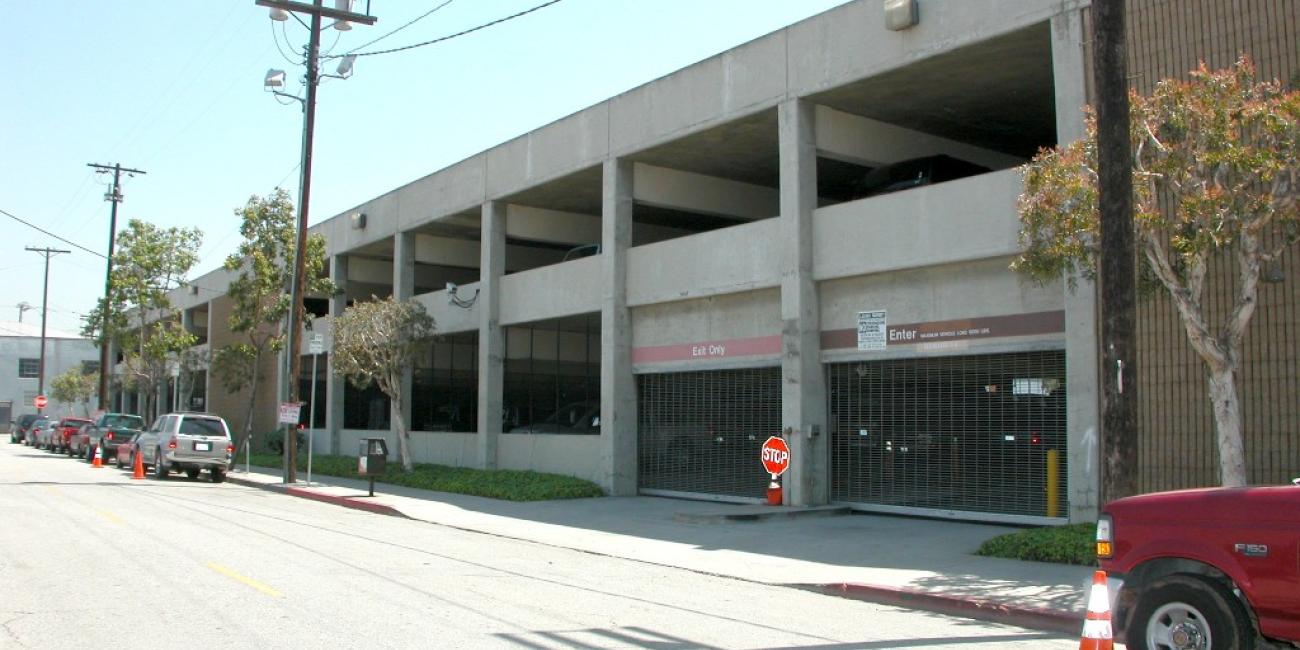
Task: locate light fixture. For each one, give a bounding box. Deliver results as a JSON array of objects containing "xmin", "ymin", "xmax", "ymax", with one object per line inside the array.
[
  {"xmin": 269, "ymin": 8, "xmax": 290, "ymax": 21},
  {"xmin": 336, "ymin": 54, "xmax": 357, "ymax": 78},
  {"xmin": 334, "ymin": 0, "xmax": 354, "ymax": 30},
  {"xmin": 264, "ymin": 69, "xmax": 287, "ymax": 89},
  {"xmin": 446, "ymin": 282, "xmax": 480, "ymax": 309},
  {"xmin": 883, "ymin": 0, "xmax": 919, "ymax": 31}
]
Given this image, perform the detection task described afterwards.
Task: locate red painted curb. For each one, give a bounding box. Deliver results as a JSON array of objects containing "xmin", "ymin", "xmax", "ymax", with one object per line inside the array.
[
  {"xmin": 227, "ymin": 475, "xmax": 408, "ymax": 519},
  {"xmin": 819, "ymin": 582, "xmax": 1081, "ymax": 635}
]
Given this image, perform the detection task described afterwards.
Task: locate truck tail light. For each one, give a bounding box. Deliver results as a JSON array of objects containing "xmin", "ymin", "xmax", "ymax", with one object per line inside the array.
[
  {"xmin": 106, "ymin": 432, "xmax": 115, "ymax": 441},
  {"xmin": 226, "ymin": 444, "xmax": 235, "ymax": 455},
  {"xmin": 168, "ymin": 438, "xmax": 177, "ymax": 450},
  {"xmin": 1096, "ymin": 514, "xmax": 1114, "ymax": 559}
]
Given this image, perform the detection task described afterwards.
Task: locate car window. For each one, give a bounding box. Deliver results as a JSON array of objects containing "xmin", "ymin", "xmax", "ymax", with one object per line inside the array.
[
  {"xmin": 147, "ymin": 417, "xmax": 165, "ymax": 433},
  {"xmin": 104, "ymin": 415, "xmax": 144, "ymax": 429},
  {"xmin": 179, "ymin": 417, "xmax": 228, "ymax": 438}
]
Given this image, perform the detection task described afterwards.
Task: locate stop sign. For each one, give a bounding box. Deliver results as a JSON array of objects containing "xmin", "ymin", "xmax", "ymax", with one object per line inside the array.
[
  {"xmin": 760, "ymin": 436, "xmax": 790, "ymax": 477},
  {"xmin": 34, "ymin": 394, "xmax": 47, "ymax": 409}
]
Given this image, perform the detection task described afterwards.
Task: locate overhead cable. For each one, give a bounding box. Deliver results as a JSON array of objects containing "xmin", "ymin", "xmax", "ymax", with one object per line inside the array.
[{"xmin": 328, "ymin": 0, "xmax": 563, "ymax": 59}]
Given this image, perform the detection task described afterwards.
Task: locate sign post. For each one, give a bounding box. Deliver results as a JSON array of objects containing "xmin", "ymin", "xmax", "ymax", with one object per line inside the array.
[
  {"xmin": 760, "ymin": 436, "xmax": 791, "ymax": 506},
  {"xmin": 306, "ymin": 333, "xmax": 324, "ymax": 486}
]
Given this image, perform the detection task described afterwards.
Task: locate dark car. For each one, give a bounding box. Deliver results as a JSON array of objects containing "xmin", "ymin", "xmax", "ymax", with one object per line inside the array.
[
  {"xmin": 10, "ymin": 414, "xmax": 40, "ymax": 444},
  {"xmin": 852, "ymin": 154, "xmax": 990, "ymax": 199},
  {"xmin": 81, "ymin": 413, "xmax": 146, "ymax": 465}
]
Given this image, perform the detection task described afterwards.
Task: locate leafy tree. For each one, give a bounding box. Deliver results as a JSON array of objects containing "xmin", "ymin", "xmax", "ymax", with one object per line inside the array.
[
  {"xmin": 83, "ymin": 219, "xmax": 203, "ymax": 422},
  {"xmin": 50, "ymin": 367, "xmax": 97, "ymax": 416},
  {"xmin": 1015, "ymin": 58, "xmax": 1299, "ymax": 487},
  {"xmin": 212, "ymin": 190, "xmax": 332, "ymax": 453},
  {"xmin": 331, "ymin": 296, "xmax": 435, "ymax": 472}
]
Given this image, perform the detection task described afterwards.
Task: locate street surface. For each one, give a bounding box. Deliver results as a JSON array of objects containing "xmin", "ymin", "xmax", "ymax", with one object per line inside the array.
[{"xmin": 1, "ymin": 441, "xmax": 1080, "ymax": 649}]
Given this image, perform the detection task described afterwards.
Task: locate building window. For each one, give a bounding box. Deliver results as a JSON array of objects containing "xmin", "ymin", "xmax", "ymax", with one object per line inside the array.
[
  {"xmin": 82, "ymin": 360, "xmax": 101, "ymax": 375},
  {"xmin": 18, "ymin": 359, "xmax": 39, "ymax": 378}
]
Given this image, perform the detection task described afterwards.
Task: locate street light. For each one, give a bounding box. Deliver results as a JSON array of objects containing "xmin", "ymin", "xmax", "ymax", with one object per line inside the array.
[{"xmin": 255, "ymin": 0, "xmax": 375, "ymax": 484}]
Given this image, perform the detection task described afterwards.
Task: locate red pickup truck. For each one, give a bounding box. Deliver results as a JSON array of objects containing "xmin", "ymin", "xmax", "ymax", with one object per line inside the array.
[{"xmin": 1096, "ymin": 481, "xmax": 1300, "ymax": 650}]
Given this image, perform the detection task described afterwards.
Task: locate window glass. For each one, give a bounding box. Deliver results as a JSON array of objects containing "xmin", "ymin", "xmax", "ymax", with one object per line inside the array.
[
  {"xmin": 18, "ymin": 359, "xmax": 39, "ymax": 378},
  {"xmin": 179, "ymin": 417, "xmax": 227, "ymax": 438}
]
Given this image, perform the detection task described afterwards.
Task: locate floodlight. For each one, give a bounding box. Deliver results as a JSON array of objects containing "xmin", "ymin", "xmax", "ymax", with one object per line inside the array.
[
  {"xmin": 337, "ymin": 55, "xmax": 357, "ymax": 77},
  {"xmin": 265, "ymin": 69, "xmax": 287, "ymax": 89}
]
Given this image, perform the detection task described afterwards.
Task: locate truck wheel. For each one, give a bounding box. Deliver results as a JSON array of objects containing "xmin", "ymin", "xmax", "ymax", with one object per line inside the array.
[
  {"xmin": 186, "ymin": 468, "xmax": 200, "ymax": 480},
  {"xmin": 1128, "ymin": 574, "xmax": 1253, "ymax": 650},
  {"xmin": 210, "ymin": 467, "xmax": 226, "ymax": 483}
]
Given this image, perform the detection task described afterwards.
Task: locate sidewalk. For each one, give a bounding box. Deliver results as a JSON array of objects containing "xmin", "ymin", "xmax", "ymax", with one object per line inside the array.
[{"xmin": 226, "ymin": 467, "xmax": 1092, "ymax": 634}]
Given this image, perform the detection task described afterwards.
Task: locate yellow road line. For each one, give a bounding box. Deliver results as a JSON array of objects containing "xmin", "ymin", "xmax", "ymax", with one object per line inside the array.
[
  {"xmin": 206, "ymin": 562, "xmax": 283, "ymax": 598},
  {"xmin": 97, "ymin": 510, "xmax": 125, "ymax": 525}
]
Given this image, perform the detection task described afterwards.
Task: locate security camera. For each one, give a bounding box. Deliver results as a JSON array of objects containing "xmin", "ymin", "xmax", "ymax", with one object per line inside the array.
[{"xmin": 445, "ymin": 282, "xmax": 458, "ymax": 295}]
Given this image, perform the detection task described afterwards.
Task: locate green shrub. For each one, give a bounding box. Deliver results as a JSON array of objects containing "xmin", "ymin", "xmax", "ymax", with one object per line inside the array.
[
  {"xmin": 975, "ymin": 523, "xmax": 1097, "ymax": 566},
  {"xmin": 242, "ymin": 452, "xmax": 604, "ymax": 501}
]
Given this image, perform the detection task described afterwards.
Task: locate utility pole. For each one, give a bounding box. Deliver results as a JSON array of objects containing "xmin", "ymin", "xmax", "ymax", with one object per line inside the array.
[
  {"xmin": 256, "ymin": 0, "xmax": 375, "ymax": 483},
  {"xmin": 26, "ymin": 247, "xmax": 71, "ymax": 415},
  {"xmin": 1093, "ymin": 0, "xmax": 1138, "ymax": 502},
  {"xmin": 88, "ymin": 162, "xmax": 146, "ymax": 413}
]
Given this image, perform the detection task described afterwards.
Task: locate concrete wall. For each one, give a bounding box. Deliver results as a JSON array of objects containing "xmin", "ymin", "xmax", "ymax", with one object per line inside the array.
[
  {"xmin": 628, "ymin": 219, "xmax": 782, "ymax": 306},
  {"xmin": 500, "ymin": 258, "xmax": 603, "ymax": 326},
  {"xmin": 205, "ymin": 295, "xmax": 279, "ymax": 441},
  {"xmin": 498, "ymin": 433, "xmax": 603, "ymax": 485},
  {"xmin": 0, "ymin": 336, "xmax": 100, "ymax": 418}
]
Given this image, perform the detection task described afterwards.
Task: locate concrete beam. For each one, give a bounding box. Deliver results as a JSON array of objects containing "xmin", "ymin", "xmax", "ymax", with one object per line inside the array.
[
  {"xmin": 814, "ymin": 105, "xmax": 1026, "ymax": 169},
  {"xmin": 780, "ymin": 99, "xmax": 829, "ymax": 507},
  {"xmin": 327, "ymin": 254, "xmax": 349, "ymax": 455},
  {"xmin": 633, "ymin": 163, "xmax": 778, "ymax": 221},
  {"xmin": 1052, "ymin": 9, "xmax": 1100, "ymax": 523},
  {"xmin": 600, "ymin": 158, "xmax": 637, "ymax": 496},
  {"xmin": 477, "ymin": 202, "xmax": 506, "ymax": 469}
]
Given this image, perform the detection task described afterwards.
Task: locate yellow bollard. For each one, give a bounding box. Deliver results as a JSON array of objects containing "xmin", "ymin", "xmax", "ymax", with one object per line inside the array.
[{"xmin": 1046, "ymin": 448, "xmax": 1060, "ymax": 518}]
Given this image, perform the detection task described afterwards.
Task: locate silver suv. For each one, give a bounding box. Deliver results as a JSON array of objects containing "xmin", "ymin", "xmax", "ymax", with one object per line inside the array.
[{"xmin": 137, "ymin": 413, "xmax": 234, "ymax": 482}]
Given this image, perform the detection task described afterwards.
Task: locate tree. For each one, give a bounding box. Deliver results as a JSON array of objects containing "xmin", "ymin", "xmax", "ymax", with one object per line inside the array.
[
  {"xmin": 50, "ymin": 367, "xmax": 96, "ymax": 416},
  {"xmin": 1014, "ymin": 58, "xmax": 1300, "ymax": 487},
  {"xmin": 83, "ymin": 219, "xmax": 203, "ymax": 422},
  {"xmin": 212, "ymin": 190, "xmax": 332, "ymax": 454},
  {"xmin": 331, "ymin": 296, "xmax": 435, "ymax": 472}
]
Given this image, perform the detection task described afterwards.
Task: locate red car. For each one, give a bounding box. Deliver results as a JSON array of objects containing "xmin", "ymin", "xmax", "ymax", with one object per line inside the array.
[
  {"xmin": 50, "ymin": 417, "xmax": 92, "ymax": 454},
  {"xmin": 115, "ymin": 431, "xmax": 143, "ymax": 470}
]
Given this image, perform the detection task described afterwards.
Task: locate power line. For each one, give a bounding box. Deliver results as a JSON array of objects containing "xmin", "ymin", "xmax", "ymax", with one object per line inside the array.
[
  {"xmin": 344, "ymin": 0, "xmax": 456, "ymax": 55},
  {"xmin": 328, "ymin": 0, "xmax": 563, "ymax": 60},
  {"xmin": 0, "ymin": 208, "xmax": 106, "ymax": 259}
]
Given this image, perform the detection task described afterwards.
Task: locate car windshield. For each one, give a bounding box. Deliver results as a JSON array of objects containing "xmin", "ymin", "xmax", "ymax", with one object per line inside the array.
[
  {"xmin": 178, "ymin": 418, "xmax": 227, "ymax": 438},
  {"xmin": 61, "ymin": 419, "xmax": 92, "ymax": 427},
  {"xmin": 103, "ymin": 415, "xmax": 144, "ymax": 429}
]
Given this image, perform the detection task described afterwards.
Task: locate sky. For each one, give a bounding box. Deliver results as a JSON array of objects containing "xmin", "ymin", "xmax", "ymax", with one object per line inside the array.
[{"xmin": 2, "ymin": 0, "xmax": 851, "ymax": 336}]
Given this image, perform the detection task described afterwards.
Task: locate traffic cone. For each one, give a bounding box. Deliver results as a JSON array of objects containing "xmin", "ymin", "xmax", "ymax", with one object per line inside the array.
[
  {"xmin": 1079, "ymin": 570, "xmax": 1114, "ymax": 650},
  {"xmin": 131, "ymin": 451, "xmax": 145, "ymax": 480},
  {"xmin": 765, "ymin": 479, "xmax": 782, "ymax": 506},
  {"xmin": 92, "ymin": 444, "xmax": 103, "ymax": 468}
]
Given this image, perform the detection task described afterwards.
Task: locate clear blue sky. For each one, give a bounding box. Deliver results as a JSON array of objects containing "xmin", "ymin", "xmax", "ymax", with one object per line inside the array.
[{"xmin": 2, "ymin": 0, "xmax": 849, "ymax": 335}]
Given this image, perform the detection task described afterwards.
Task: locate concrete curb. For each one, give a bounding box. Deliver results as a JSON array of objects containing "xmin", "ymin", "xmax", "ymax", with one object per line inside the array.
[
  {"xmin": 817, "ymin": 582, "xmax": 1081, "ymax": 635},
  {"xmin": 227, "ymin": 474, "xmax": 409, "ymax": 519}
]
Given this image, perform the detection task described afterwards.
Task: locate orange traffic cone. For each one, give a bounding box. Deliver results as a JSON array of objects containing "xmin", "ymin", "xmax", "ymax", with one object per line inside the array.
[
  {"xmin": 92, "ymin": 444, "xmax": 103, "ymax": 468},
  {"xmin": 131, "ymin": 451, "xmax": 145, "ymax": 480},
  {"xmin": 1079, "ymin": 570, "xmax": 1114, "ymax": 650}
]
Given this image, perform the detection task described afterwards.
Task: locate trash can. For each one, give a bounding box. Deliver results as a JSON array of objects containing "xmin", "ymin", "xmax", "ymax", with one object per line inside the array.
[{"xmin": 358, "ymin": 437, "xmax": 388, "ymax": 496}]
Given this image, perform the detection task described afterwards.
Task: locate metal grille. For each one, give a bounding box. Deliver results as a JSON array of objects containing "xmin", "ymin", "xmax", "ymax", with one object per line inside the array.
[
  {"xmin": 637, "ymin": 367, "xmax": 781, "ymax": 500},
  {"xmin": 829, "ymin": 351, "xmax": 1068, "ymax": 519}
]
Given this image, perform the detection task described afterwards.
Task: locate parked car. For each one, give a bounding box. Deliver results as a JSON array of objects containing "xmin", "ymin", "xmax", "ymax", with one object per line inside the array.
[
  {"xmin": 851, "ymin": 154, "xmax": 990, "ymax": 199},
  {"xmin": 1096, "ymin": 481, "xmax": 1300, "ymax": 649},
  {"xmin": 77, "ymin": 413, "xmax": 146, "ymax": 465},
  {"xmin": 115, "ymin": 431, "xmax": 144, "ymax": 470},
  {"xmin": 506, "ymin": 401, "xmax": 600, "ymax": 435},
  {"xmin": 136, "ymin": 413, "xmax": 234, "ymax": 482},
  {"xmin": 49, "ymin": 416, "xmax": 92, "ymax": 454},
  {"xmin": 27, "ymin": 417, "xmax": 53, "ymax": 448},
  {"xmin": 10, "ymin": 414, "xmax": 40, "ymax": 444}
]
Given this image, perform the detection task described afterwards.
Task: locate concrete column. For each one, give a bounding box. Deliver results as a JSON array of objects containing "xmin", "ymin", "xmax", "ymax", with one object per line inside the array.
[
  {"xmin": 477, "ymin": 201, "xmax": 506, "ymax": 469},
  {"xmin": 393, "ymin": 232, "xmax": 415, "ymax": 440},
  {"xmin": 778, "ymin": 98, "xmax": 829, "ymax": 507},
  {"xmin": 326, "ymin": 254, "xmax": 349, "ymax": 455},
  {"xmin": 1052, "ymin": 9, "xmax": 1101, "ymax": 522},
  {"xmin": 203, "ymin": 307, "xmax": 212, "ymax": 414},
  {"xmin": 600, "ymin": 158, "xmax": 637, "ymax": 496},
  {"xmin": 180, "ymin": 309, "xmax": 194, "ymax": 411}
]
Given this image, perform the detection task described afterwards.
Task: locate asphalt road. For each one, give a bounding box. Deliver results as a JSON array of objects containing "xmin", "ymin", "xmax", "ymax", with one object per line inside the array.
[{"xmin": 1, "ymin": 440, "xmax": 1080, "ymax": 649}]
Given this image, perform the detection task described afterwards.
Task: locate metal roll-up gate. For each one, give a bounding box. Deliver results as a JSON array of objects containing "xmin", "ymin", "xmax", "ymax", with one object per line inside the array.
[
  {"xmin": 829, "ymin": 350, "xmax": 1067, "ymax": 522},
  {"xmin": 637, "ymin": 367, "xmax": 781, "ymax": 501}
]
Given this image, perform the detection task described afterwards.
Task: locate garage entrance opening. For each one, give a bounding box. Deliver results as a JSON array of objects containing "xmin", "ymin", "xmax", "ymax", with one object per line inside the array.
[
  {"xmin": 829, "ymin": 350, "xmax": 1067, "ymax": 522},
  {"xmin": 637, "ymin": 367, "xmax": 781, "ymax": 501}
]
